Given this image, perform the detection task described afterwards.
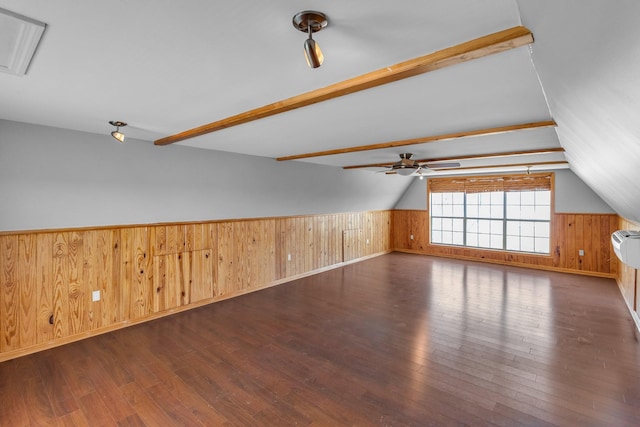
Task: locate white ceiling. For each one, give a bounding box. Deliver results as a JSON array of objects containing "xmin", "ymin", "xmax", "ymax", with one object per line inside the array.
[{"xmin": 1, "ymin": 1, "xmax": 638, "ymax": 219}]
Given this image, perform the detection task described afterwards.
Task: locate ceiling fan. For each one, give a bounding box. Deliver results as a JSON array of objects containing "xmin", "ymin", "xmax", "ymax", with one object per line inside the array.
[{"xmin": 381, "ymin": 153, "xmax": 460, "ymax": 176}]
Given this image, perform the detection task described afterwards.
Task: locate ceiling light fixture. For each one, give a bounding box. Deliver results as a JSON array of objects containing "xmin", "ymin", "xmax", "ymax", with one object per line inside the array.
[
  {"xmin": 292, "ymin": 11, "xmax": 328, "ymax": 68},
  {"xmin": 109, "ymin": 121, "xmax": 127, "ymax": 143}
]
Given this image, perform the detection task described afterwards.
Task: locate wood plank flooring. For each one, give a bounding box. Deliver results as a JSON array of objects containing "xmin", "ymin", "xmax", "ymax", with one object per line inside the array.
[{"xmin": 2, "ymin": 252, "xmax": 640, "ymax": 426}]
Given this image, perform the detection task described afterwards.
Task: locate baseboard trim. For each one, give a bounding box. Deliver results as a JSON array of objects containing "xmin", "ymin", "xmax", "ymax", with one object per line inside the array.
[{"xmin": 393, "ymin": 249, "xmax": 616, "ymax": 279}]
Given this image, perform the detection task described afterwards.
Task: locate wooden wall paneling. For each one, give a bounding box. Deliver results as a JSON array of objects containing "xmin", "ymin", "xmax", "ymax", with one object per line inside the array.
[
  {"xmin": 584, "ymin": 215, "xmax": 595, "ymax": 272},
  {"xmin": 328, "ymin": 215, "xmax": 338, "ymax": 266},
  {"xmin": 283, "ymin": 218, "xmax": 293, "ymax": 277},
  {"xmin": 190, "ymin": 249, "xmax": 214, "ymax": 303},
  {"xmin": 316, "ymin": 216, "xmax": 324, "ymax": 269},
  {"xmin": 153, "ymin": 254, "xmax": 168, "ymax": 312},
  {"xmin": 287, "ymin": 217, "xmax": 298, "ymax": 277},
  {"xmin": 274, "ymin": 218, "xmax": 285, "ymax": 280},
  {"xmin": 294, "ymin": 217, "xmax": 302, "ymax": 274},
  {"xmin": 119, "ymin": 228, "xmax": 134, "ymax": 322},
  {"xmin": 384, "ymin": 211, "xmax": 392, "ymax": 251},
  {"xmin": 233, "ymin": 221, "xmax": 247, "ymax": 292},
  {"xmin": 566, "ymin": 215, "xmax": 577, "ymax": 270},
  {"xmin": 36, "ymin": 233, "xmax": 54, "ymax": 343},
  {"xmin": 154, "ymin": 225, "xmax": 167, "ymax": 256},
  {"xmin": 575, "ymin": 215, "xmax": 585, "ymax": 271},
  {"xmin": 184, "ymin": 224, "xmax": 195, "ymax": 252},
  {"xmin": 3, "ymin": 210, "xmax": 398, "ymax": 359},
  {"xmin": 192, "ymin": 223, "xmax": 215, "ymax": 251},
  {"xmin": 603, "ymin": 216, "xmax": 617, "ymax": 275},
  {"xmin": 240, "ymin": 219, "xmax": 274, "ymax": 290},
  {"xmin": 154, "ymin": 225, "xmax": 182, "ymax": 256},
  {"xmin": 206, "ymin": 223, "xmax": 218, "ymax": 296},
  {"xmin": 217, "ymin": 222, "xmax": 233, "ymax": 297},
  {"xmin": 109, "ymin": 229, "xmax": 122, "ymax": 327},
  {"xmin": 318, "ymin": 215, "xmax": 328, "ymax": 268},
  {"xmin": 259, "ymin": 219, "xmax": 276, "ymax": 287},
  {"xmin": 552, "ymin": 214, "xmax": 564, "ymax": 268},
  {"xmin": 66, "ymin": 232, "xmax": 85, "ymax": 337},
  {"xmin": 18, "ymin": 234, "xmax": 37, "ymax": 348},
  {"xmin": 343, "ymin": 229, "xmax": 362, "ymax": 262},
  {"xmin": 1, "ymin": 235, "xmax": 19, "ymax": 351},
  {"xmin": 130, "ymin": 227, "xmax": 152, "ymax": 319},
  {"xmin": 82, "ymin": 230, "xmax": 107, "ymax": 330},
  {"xmin": 179, "ymin": 251, "xmax": 192, "ymax": 306},
  {"xmin": 372, "ymin": 212, "xmax": 383, "ymax": 253},
  {"xmin": 166, "ymin": 252, "xmax": 185, "ymax": 308},
  {"xmin": 302, "ymin": 217, "xmax": 311, "ymax": 272},
  {"xmin": 52, "ymin": 233, "xmax": 70, "ymax": 340}
]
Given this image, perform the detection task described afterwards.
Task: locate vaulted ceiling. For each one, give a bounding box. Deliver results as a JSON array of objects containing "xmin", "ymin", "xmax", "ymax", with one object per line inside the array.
[{"xmin": 1, "ymin": 1, "xmax": 638, "ymax": 221}]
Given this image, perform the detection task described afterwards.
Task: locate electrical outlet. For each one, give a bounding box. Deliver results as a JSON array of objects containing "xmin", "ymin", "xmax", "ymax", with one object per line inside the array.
[
  {"xmin": 366, "ymin": 239, "xmax": 370, "ymax": 245},
  {"xmin": 92, "ymin": 290, "xmax": 101, "ymax": 302},
  {"xmin": 410, "ymin": 234, "xmax": 414, "ymax": 240},
  {"xmin": 287, "ymin": 253, "xmax": 292, "ymax": 261},
  {"xmin": 579, "ymin": 249, "xmax": 585, "ymax": 256}
]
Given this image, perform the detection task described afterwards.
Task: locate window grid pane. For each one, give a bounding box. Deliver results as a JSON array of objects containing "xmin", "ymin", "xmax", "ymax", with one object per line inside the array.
[{"xmin": 431, "ymin": 189, "xmax": 550, "ymax": 254}]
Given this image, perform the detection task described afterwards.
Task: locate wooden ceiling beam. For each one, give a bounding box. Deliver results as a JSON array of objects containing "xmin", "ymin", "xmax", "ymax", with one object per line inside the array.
[
  {"xmin": 343, "ymin": 147, "xmax": 565, "ymax": 170},
  {"xmin": 278, "ymin": 120, "xmax": 556, "ymax": 161},
  {"xmin": 155, "ymin": 26, "xmax": 534, "ymax": 146},
  {"xmin": 431, "ymin": 160, "xmax": 568, "ymax": 172}
]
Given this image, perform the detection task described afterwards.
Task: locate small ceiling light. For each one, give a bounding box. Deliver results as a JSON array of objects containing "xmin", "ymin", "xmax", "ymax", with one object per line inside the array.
[
  {"xmin": 292, "ymin": 11, "xmax": 328, "ymax": 68},
  {"xmin": 109, "ymin": 121, "xmax": 127, "ymax": 143}
]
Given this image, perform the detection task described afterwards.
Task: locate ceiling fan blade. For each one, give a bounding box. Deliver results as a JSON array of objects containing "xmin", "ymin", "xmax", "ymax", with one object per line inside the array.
[{"xmin": 423, "ymin": 162, "xmax": 461, "ymax": 169}]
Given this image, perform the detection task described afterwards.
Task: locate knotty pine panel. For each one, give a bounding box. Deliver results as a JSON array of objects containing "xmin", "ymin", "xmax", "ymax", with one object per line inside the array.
[
  {"xmin": 1, "ymin": 235, "xmax": 19, "ymax": 351},
  {"xmin": 82, "ymin": 229, "xmax": 112, "ymax": 330},
  {"xmin": 36, "ymin": 233, "xmax": 54, "ymax": 344},
  {"xmin": 391, "ymin": 210, "xmax": 429, "ymax": 252},
  {"xmin": 217, "ymin": 219, "xmax": 277, "ymax": 296},
  {"xmin": 392, "ymin": 210, "xmax": 618, "ymax": 276},
  {"xmin": 343, "ymin": 229, "xmax": 362, "ymax": 262},
  {"xmin": 617, "ymin": 217, "xmax": 640, "ymax": 314},
  {"xmin": 18, "ymin": 234, "xmax": 37, "ymax": 348},
  {"xmin": 190, "ymin": 249, "xmax": 215, "ymax": 302},
  {"xmin": 0, "ymin": 211, "xmax": 392, "ymax": 360}
]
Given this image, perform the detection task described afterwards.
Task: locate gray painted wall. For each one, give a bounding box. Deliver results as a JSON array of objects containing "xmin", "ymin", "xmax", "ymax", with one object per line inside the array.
[
  {"xmin": 0, "ymin": 120, "xmax": 411, "ymax": 231},
  {"xmin": 393, "ymin": 169, "xmax": 614, "ymax": 213}
]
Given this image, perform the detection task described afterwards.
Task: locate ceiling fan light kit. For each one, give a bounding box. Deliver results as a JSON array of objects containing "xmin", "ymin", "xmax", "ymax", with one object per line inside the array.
[
  {"xmin": 292, "ymin": 11, "xmax": 328, "ymax": 68},
  {"xmin": 385, "ymin": 153, "xmax": 461, "ymax": 176}
]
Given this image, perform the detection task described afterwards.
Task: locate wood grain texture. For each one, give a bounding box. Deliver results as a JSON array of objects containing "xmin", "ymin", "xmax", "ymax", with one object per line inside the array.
[
  {"xmin": 2, "ymin": 253, "xmax": 639, "ymax": 425},
  {"xmin": 343, "ymin": 147, "xmax": 565, "ymax": 169},
  {"xmin": 393, "ymin": 210, "xmax": 619, "ymax": 277},
  {"xmin": 36, "ymin": 233, "xmax": 54, "ymax": 344},
  {"xmin": 156, "ymin": 26, "xmax": 534, "ymax": 146},
  {"xmin": 18, "ymin": 235, "xmax": 37, "ymax": 348},
  {"xmin": 0, "ymin": 208, "xmax": 614, "ymax": 361},
  {"xmin": 616, "ymin": 217, "xmax": 640, "ymax": 319},
  {"xmin": 1, "ymin": 235, "xmax": 19, "ymax": 351},
  {"xmin": 283, "ymin": 121, "xmax": 557, "ymax": 162}
]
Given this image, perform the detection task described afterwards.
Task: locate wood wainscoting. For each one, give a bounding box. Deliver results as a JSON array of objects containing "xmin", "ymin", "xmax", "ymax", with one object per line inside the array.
[
  {"xmin": 392, "ymin": 210, "xmax": 619, "ymax": 277},
  {"xmin": 616, "ymin": 217, "xmax": 640, "ymax": 328},
  {"xmin": 0, "ymin": 211, "xmax": 391, "ymax": 361}
]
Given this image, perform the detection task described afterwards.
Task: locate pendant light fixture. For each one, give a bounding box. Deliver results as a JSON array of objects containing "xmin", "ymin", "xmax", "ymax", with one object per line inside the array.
[
  {"xmin": 109, "ymin": 121, "xmax": 127, "ymax": 143},
  {"xmin": 292, "ymin": 11, "xmax": 328, "ymax": 68}
]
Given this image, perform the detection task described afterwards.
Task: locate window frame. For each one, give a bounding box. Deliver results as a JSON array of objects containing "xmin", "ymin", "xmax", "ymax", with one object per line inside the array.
[{"xmin": 428, "ymin": 173, "xmax": 554, "ymax": 256}]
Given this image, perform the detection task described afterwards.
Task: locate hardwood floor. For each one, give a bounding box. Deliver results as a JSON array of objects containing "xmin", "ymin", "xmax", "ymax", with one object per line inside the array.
[{"xmin": 2, "ymin": 252, "xmax": 640, "ymax": 426}]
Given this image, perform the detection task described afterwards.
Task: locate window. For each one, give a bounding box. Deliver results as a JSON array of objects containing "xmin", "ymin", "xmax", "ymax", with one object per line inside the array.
[{"xmin": 429, "ymin": 174, "xmax": 552, "ymax": 254}]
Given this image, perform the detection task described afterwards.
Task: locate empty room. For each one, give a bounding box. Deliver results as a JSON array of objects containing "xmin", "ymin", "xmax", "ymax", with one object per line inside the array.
[{"xmin": 2, "ymin": 1, "xmax": 640, "ymax": 425}]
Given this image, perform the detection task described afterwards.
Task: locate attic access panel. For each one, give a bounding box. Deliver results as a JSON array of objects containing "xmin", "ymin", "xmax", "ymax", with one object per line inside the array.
[{"xmin": 0, "ymin": 7, "xmax": 46, "ymax": 76}]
